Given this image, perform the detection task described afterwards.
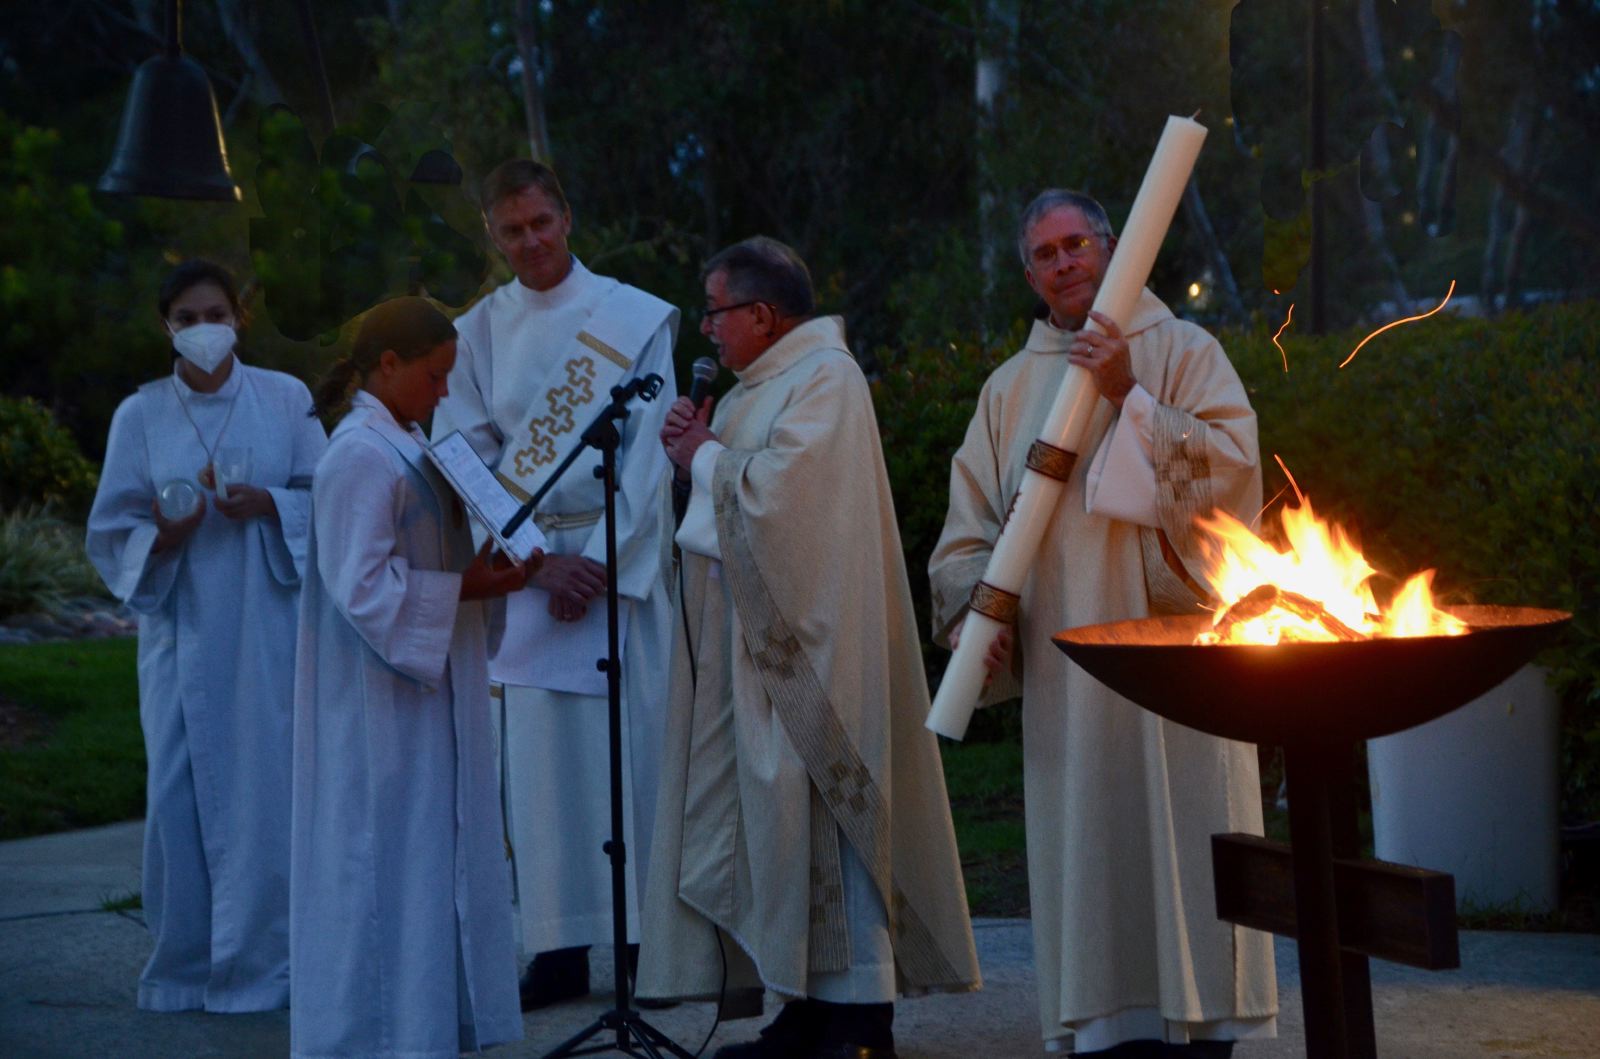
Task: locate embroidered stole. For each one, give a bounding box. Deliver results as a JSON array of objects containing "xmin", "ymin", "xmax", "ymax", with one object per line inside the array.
[{"xmin": 494, "ymin": 284, "xmax": 670, "ymax": 504}]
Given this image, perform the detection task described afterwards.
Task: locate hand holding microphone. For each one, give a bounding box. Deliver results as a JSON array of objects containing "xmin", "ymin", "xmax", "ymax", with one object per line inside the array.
[{"xmin": 668, "ymin": 357, "xmax": 719, "ymax": 518}]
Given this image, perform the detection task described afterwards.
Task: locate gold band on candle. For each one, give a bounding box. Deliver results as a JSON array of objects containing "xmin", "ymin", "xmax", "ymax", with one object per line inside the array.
[
  {"xmin": 969, "ymin": 581, "xmax": 1020, "ymax": 625},
  {"xmin": 1025, "ymin": 440, "xmax": 1077, "ymax": 482}
]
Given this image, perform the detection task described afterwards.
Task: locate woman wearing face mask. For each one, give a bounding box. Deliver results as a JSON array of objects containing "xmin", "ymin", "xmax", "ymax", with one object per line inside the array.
[{"xmin": 85, "ymin": 258, "xmax": 328, "ymax": 1013}]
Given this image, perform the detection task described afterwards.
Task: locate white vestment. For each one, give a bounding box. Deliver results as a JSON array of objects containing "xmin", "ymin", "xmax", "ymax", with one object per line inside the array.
[
  {"xmin": 432, "ymin": 258, "xmax": 678, "ymax": 953},
  {"xmin": 85, "ymin": 360, "xmax": 325, "ymax": 1012},
  {"xmin": 290, "ymin": 391, "xmax": 522, "ymax": 1059},
  {"xmin": 929, "ymin": 291, "xmax": 1279, "ymax": 1051},
  {"xmin": 636, "ymin": 317, "xmax": 980, "ymax": 1010}
]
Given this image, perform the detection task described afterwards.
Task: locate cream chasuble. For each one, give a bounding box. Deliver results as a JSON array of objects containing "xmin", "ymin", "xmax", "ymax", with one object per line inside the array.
[
  {"xmin": 636, "ymin": 317, "xmax": 980, "ymax": 1010},
  {"xmin": 432, "ymin": 258, "xmax": 679, "ymax": 954},
  {"xmin": 929, "ymin": 290, "xmax": 1278, "ymax": 1049}
]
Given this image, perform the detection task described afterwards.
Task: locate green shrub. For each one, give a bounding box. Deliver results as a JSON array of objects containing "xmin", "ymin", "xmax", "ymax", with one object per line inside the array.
[
  {"xmin": 872, "ymin": 300, "xmax": 1600, "ymax": 818},
  {"xmin": 0, "ymin": 395, "xmax": 98, "ymax": 517},
  {"xmin": 872, "ymin": 322, "xmax": 1027, "ymax": 686},
  {"xmin": 1224, "ymin": 300, "xmax": 1600, "ymax": 822},
  {"xmin": 0, "ymin": 505, "xmax": 108, "ymax": 620}
]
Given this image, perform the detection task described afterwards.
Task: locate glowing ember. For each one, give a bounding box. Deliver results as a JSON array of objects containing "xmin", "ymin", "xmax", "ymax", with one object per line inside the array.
[
  {"xmin": 1340, "ymin": 280, "xmax": 1456, "ymax": 369},
  {"xmin": 1272, "ymin": 303, "xmax": 1294, "ymax": 373},
  {"xmin": 1193, "ymin": 498, "xmax": 1468, "ymax": 645}
]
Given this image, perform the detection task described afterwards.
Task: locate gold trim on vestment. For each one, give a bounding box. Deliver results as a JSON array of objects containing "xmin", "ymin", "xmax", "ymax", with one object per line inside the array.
[
  {"xmin": 577, "ymin": 330, "xmax": 632, "ymax": 371},
  {"xmin": 1025, "ymin": 439, "xmax": 1078, "ymax": 482},
  {"xmin": 710, "ymin": 449, "xmax": 969, "ymax": 989},
  {"xmin": 969, "ymin": 580, "xmax": 1020, "ymax": 625}
]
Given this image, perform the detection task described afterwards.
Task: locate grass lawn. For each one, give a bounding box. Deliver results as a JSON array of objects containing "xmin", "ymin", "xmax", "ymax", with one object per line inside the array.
[
  {"xmin": 0, "ymin": 637, "xmax": 145, "ymax": 839},
  {"xmin": 941, "ymin": 738, "xmax": 1030, "ymax": 917},
  {"xmin": 7, "ymin": 636, "xmax": 1584, "ymax": 929},
  {"xmin": 0, "ymin": 634, "xmax": 1044, "ymax": 916}
]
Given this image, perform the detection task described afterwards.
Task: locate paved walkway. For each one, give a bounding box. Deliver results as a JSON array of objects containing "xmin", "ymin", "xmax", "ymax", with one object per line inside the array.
[{"xmin": 3, "ymin": 821, "xmax": 1597, "ymax": 1058}]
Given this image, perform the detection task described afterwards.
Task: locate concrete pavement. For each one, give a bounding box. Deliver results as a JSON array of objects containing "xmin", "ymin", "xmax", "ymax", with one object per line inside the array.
[{"xmin": 3, "ymin": 821, "xmax": 1597, "ymax": 1058}]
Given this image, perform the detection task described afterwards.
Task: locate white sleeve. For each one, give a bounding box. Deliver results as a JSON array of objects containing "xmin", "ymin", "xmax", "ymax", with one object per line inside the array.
[
  {"xmin": 84, "ymin": 396, "xmax": 182, "ymax": 610},
  {"xmin": 313, "ymin": 438, "xmax": 462, "ymax": 687},
  {"xmin": 577, "ymin": 321, "xmax": 677, "ymax": 598},
  {"xmin": 261, "ymin": 384, "xmax": 329, "ymax": 583},
  {"xmin": 673, "ymin": 439, "xmax": 725, "ymax": 560},
  {"xmin": 1084, "ymin": 383, "xmax": 1161, "ymax": 528}
]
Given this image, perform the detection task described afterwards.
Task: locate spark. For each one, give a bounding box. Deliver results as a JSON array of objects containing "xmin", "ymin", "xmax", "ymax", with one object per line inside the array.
[
  {"xmin": 1251, "ymin": 483, "xmax": 1292, "ymax": 531},
  {"xmin": 1340, "ymin": 280, "xmax": 1457, "ymax": 369},
  {"xmin": 1274, "ymin": 453, "xmax": 1305, "ymax": 506},
  {"xmin": 1272, "ymin": 302, "xmax": 1294, "ymax": 373}
]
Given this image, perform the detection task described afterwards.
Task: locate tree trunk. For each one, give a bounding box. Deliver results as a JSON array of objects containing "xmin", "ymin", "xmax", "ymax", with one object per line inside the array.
[
  {"xmin": 1416, "ymin": 32, "xmax": 1461, "ymax": 237},
  {"xmin": 975, "ymin": 0, "xmax": 1020, "ymax": 339},
  {"xmin": 1479, "ymin": 94, "xmax": 1543, "ymax": 315},
  {"xmin": 1181, "ymin": 178, "xmax": 1246, "ymax": 323},
  {"xmin": 513, "ymin": 0, "xmax": 552, "ymax": 164},
  {"xmin": 1351, "ymin": 0, "xmax": 1410, "ymax": 309},
  {"xmin": 1355, "ymin": 0, "xmax": 1400, "ymax": 116},
  {"xmin": 1501, "ymin": 104, "xmax": 1547, "ymax": 312}
]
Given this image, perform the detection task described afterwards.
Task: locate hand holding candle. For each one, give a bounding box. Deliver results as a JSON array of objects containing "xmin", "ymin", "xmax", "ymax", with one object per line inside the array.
[{"xmin": 925, "ymin": 114, "xmax": 1208, "ymax": 740}]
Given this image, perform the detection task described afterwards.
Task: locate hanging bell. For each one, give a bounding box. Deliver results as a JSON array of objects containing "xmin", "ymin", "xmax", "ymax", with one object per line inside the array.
[
  {"xmin": 98, "ymin": 53, "xmax": 241, "ymax": 202},
  {"xmin": 409, "ymin": 149, "xmax": 463, "ymax": 186}
]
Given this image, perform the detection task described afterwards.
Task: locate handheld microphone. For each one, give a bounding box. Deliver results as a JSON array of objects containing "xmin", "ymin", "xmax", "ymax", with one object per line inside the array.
[
  {"xmin": 687, "ymin": 357, "xmax": 719, "ymax": 407},
  {"xmin": 673, "ymin": 357, "xmax": 721, "ymax": 525}
]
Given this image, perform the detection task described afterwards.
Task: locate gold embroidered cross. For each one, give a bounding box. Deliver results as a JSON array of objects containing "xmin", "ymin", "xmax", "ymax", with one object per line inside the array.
[{"xmin": 511, "ymin": 355, "xmax": 600, "ymax": 474}]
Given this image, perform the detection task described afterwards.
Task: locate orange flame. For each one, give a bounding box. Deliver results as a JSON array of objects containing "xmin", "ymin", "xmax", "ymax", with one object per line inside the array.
[
  {"xmin": 1340, "ymin": 280, "xmax": 1457, "ymax": 369},
  {"xmin": 1194, "ymin": 497, "xmax": 1467, "ymax": 645}
]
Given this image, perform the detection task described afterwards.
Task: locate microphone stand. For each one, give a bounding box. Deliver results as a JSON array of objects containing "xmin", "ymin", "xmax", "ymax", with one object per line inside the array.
[{"xmin": 502, "ymin": 375, "xmax": 694, "ymax": 1059}]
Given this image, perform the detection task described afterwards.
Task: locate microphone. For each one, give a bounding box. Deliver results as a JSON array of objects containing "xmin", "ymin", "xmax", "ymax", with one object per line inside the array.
[
  {"xmin": 673, "ymin": 357, "xmax": 720, "ymax": 525},
  {"xmin": 687, "ymin": 357, "xmax": 718, "ymax": 407}
]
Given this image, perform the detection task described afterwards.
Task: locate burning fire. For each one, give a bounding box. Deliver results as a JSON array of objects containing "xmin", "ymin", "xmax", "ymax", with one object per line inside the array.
[{"xmin": 1193, "ymin": 498, "xmax": 1467, "ymax": 646}]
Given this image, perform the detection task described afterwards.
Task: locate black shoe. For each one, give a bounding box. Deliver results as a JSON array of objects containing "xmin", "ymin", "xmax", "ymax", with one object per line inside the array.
[
  {"xmin": 519, "ymin": 946, "xmax": 591, "ymax": 1012},
  {"xmin": 813, "ymin": 1000, "xmax": 895, "ymax": 1058},
  {"xmin": 711, "ymin": 999, "xmax": 822, "ymax": 1059},
  {"xmin": 625, "ymin": 943, "xmax": 679, "ymax": 1010}
]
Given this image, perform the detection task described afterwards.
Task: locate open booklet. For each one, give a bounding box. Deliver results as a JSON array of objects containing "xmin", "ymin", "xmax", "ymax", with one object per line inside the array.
[{"xmin": 423, "ymin": 430, "xmax": 549, "ymax": 562}]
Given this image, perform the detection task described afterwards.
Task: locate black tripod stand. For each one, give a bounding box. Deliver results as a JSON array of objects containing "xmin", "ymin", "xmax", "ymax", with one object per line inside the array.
[{"xmin": 502, "ymin": 374, "xmax": 695, "ymax": 1059}]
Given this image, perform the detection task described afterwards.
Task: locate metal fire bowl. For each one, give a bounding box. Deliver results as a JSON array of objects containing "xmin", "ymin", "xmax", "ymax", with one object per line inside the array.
[{"xmin": 1052, "ymin": 605, "xmax": 1570, "ymax": 747}]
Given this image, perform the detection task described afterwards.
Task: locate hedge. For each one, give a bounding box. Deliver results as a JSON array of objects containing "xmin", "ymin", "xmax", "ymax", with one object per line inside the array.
[
  {"xmin": 872, "ymin": 300, "xmax": 1599, "ymax": 821},
  {"xmin": 0, "ymin": 395, "xmax": 99, "ymax": 518}
]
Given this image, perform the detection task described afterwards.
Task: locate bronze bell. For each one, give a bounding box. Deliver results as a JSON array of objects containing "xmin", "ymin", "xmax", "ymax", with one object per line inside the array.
[{"xmin": 98, "ymin": 53, "xmax": 241, "ymax": 202}]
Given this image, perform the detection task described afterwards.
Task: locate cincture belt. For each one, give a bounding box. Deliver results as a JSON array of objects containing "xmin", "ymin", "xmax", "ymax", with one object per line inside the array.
[{"xmin": 533, "ymin": 508, "xmax": 603, "ymax": 532}]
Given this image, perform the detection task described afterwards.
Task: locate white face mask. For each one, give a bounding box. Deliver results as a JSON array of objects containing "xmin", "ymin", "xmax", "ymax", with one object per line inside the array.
[{"xmin": 170, "ymin": 321, "xmax": 237, "ymax": 374}]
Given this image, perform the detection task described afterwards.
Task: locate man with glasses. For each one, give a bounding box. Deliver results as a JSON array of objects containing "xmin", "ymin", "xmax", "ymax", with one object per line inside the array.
[
  {"xmin": 432, "ymin": 158, "xmax": 678, "ymax": 1012},
  {"xmin": 929, "ymin": 190, "xmax": 1276, "ymax": 1057},
  {"xmin": 638, "ymin": 236, "xmax": 980, "ymax": 1059}
]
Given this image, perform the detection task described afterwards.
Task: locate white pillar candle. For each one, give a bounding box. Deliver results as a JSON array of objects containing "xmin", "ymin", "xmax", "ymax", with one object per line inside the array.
[{"xmin": 926, "ymin": 115, "xmax": 1208, "ymax": 740}]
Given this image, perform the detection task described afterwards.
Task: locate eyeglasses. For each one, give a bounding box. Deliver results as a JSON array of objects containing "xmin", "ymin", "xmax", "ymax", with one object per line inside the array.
[
  {"xmin": 698, "ymin": 300, "xmax": 768, "ymax": 325},
  {"xmin": 1029, "ymin": 233, "xmax": 1105, "ymax": 268}
]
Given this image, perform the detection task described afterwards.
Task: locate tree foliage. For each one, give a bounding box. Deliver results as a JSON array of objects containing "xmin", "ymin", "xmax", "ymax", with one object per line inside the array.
[{"xmin": 4, "ymin": 0, "xmax": 1596, "ymax": 447}]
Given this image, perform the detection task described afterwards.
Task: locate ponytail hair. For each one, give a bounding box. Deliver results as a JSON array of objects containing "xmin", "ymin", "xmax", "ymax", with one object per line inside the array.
[{"xmin": 310, "ymin": 296, "xmax": 457, "ymax": 419}]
